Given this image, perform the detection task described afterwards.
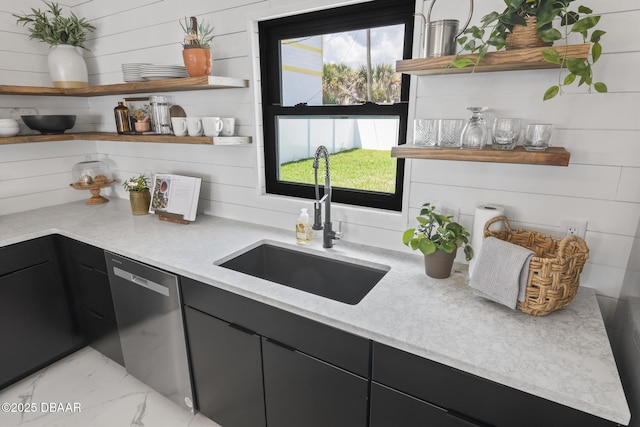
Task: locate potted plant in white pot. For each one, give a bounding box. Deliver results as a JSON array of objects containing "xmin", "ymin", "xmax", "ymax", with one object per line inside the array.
[
  {"xmin": 452, "ymin": 0, "xmax": 606, "ymax": 100},
  {"xmin": 180, "ymin": 16, "xmax": 214, "ymax": 77},
  {"xmin": 122, "ymin": 174, "xmax": 151, "ymax": 215},
  {"xmin": 402, "ymin": 202, "xmax": 473, "ymax": 279},
  {"xmin": 14, "ymin": 1, "xmax": 95, "ymax": 88}
]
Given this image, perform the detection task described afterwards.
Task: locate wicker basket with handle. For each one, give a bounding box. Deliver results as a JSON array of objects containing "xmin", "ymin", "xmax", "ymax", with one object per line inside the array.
[{"xmin": 483, "ymin": 216, "xmax": 589, "ymax": 316}]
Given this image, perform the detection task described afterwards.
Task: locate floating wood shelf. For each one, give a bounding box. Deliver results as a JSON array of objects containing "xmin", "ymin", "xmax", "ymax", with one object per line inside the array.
[
  {"xmin": 396, "ymin": 44, "xmax": 590, "ymax": 76},
  {"xmin": 0, "ymin": 132, "xmax": 251, "ymax": 146},
  {"xmin": 0, "ymin": 76, "xmax": 248, "ymax": 97},
  {"xmin": 391, "ymin": 145, "xmax": 570, "ymax": 166}
]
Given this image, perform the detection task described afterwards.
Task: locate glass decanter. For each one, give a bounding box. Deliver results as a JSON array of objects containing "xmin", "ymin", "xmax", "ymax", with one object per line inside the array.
[{"xmin": 460, "ymin": 107, "xmax": 489, "ymax": 149}]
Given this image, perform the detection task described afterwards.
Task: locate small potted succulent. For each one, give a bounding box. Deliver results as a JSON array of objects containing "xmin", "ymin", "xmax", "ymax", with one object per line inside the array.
[
  {"xmin": 452, "ymin": 0, "xmax": 606, "ymax": 100},
  {"xmin": 14, "ymin": 1, "xmax": 96, "ymax": 88},
  {"xmin": 122, "ymin": 174, "xmax": 151, "ymax": 215},
  {"xmin": 180, "ymin": 16, "xmax": 215, "ymax": 77},
  {"xmin": 402, "ymin": 202, "xmax": 473, "ymax": 279}
]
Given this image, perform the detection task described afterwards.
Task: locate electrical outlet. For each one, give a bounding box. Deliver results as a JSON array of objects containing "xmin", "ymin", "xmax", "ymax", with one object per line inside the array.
[{"xmin": 560, "ymin": 219, "xmax": 588, "ymax": 239}]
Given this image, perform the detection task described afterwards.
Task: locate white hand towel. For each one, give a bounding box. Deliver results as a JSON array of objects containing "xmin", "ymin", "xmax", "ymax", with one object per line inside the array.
[{"xmin": 469, "ymin": 237, "xmax": 535, "ymax": 309}]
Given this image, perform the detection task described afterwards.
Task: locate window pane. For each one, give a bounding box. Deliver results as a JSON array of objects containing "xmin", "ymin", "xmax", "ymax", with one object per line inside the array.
[
  {"xmin": 276, "ymin": 115, "xmax": 399, "ymax": 193},
  {"xmin": 280, "ymin": 24, "xmax": 404, "ymax": 106}
]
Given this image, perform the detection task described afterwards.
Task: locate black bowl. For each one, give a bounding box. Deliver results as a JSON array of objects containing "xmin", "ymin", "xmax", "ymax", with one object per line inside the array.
[{"xmin": 21, "ymin": 115, "xmax": 76, "ymax": 135}]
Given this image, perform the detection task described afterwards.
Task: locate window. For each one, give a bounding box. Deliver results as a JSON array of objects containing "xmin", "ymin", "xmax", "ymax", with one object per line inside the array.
[{"xmin": 259, "ymin": 0, "xmax": 414, "ymax": 211}]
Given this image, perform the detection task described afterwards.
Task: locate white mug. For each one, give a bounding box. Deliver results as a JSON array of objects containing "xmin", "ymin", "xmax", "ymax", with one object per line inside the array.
[
  {"xmin": 186, "ymin": 117, "xmax": 203, "ymax": 136},
  {"xmin": 202, "ymin": 116, "xmax": 224, "ymax": 137},
  {"xmin": 171, "ymin": 117, "xmax": 188, "ymax": 136},
  {"xmin": 221, "ymin": 117, "xmax": 235, "ymax": 136}
]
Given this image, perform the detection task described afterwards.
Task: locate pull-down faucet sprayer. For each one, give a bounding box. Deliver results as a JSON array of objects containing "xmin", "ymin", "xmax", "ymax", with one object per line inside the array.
[{"xmin": 312, "ymin": 145, "xmax": 341, "ymax": 248}]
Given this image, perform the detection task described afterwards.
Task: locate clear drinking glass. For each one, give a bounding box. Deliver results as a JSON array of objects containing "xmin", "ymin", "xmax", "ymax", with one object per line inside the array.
[
  {"xmin": 437, "ymin": 119, "xmax": 464, "ymax": 148},
  {"xmin": 413, "ymin": 119, "xmax": 439, "ymax": 147},
  {"xmin": 524, "ymin": 123, "xmax": 552, "ymax": 151},
  {"xmin": 460, "ymin": 107, "xmax": 488, "ymax": 149},
  {"xmin": 492, "ymin": 118, "xmax": 520, "ymax": 150}
]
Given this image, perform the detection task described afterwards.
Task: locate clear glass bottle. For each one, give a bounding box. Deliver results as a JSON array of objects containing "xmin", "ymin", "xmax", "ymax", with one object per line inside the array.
[
  {"xmin": 460, "ymin": 107, "xmax": 488, "ymax": 149},
  {"xmin": 114, "ymin": 102, "xmax": 131, "ymax": 134}
]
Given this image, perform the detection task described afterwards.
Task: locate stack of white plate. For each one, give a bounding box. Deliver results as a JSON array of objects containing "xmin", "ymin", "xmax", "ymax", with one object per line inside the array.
[
  {"xmin": 122, "ymin": 63, "xmax": 152, "ymax": 82},
  {"xmin": 139, "ymin": 64, "xmax": 189, "ymax": 80}
]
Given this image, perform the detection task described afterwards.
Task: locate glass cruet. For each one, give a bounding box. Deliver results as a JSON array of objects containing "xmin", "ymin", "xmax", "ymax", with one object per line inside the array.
[{"xmin": 460, "ymin": 106, "xmax": 489, "ymax": 149}]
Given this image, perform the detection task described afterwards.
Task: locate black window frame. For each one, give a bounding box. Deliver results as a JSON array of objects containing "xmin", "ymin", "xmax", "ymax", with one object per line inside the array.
[{"xmin": 258, "ymin": 0, "xmax": 414, "ymax": 211}]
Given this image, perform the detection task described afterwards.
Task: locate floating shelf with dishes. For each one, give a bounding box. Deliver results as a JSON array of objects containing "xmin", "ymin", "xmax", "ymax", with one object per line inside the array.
[
  {"xmin": 392, "ymin": 145, "xmax": 570, "ymax": 166},
  {"xmin": 0, "ymin": 132, "xmax": 251, "ymax": 146},
  {"xmin": 396, "ymin": 44, "xmax": 590, "ymax": 76},
  {"xmin": 0, "ymin": 76, "xmax": 248, "ymax": 97}
]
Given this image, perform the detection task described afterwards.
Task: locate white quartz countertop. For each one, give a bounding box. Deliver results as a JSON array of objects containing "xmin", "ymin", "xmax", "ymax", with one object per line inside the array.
[{"xmin": 0, "ymin": 200, "xmax": 630, "ymax": 425}]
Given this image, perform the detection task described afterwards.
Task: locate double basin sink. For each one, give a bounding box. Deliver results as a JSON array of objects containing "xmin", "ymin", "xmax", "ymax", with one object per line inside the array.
[{"xmin": 216, "ymin": 242, "xmax": 389, "ymax": 305}]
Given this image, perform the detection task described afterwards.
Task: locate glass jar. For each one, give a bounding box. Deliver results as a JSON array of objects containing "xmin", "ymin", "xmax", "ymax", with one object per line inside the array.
[
  {"xmin": 71, "ymin": 156, "xmax": 113, "ymax": 187},
  {"xmin": 114, "ymin": 102, "xmax": 131, "ymax": 134},
  {"xmin": 149, "ymin": 95, "xmax": 172, "ymax": 134}
]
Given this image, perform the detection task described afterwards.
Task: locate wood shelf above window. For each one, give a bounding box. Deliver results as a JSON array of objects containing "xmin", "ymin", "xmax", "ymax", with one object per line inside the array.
[
  {"xmin": 396, "ymin": 44, "xmax": 590, "ymax": 76},
  {"xmin": 0, "ymin": 76, "xmax": 249, "ymax": 97},
  {"xmin": 0, "ymin": 132, "xmax": 251, "ymax": 146},
  {"xmin": 391, "ymin": 145, "xmax": 570, "ymax": 166}
]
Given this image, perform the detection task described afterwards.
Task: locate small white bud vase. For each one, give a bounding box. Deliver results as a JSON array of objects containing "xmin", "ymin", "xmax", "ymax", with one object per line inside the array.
[{"xmin": 47, "ymin": 44, "xmax": 89, "ymax": 88}]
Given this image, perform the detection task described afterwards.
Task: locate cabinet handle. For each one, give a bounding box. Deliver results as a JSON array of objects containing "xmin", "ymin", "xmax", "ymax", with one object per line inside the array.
[
  {"xmin": 265, "ymin": 337, "xmax": 296, "ymax": 352},
  {"xmin": 228, "ymin": 323, "xmax": 257, "ymax": 336}
]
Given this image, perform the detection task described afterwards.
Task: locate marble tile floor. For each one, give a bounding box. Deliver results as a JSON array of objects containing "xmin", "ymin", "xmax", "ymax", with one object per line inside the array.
[{"xmin": 0, "ymin": 346, "xmax": 221, "ymax": 427}]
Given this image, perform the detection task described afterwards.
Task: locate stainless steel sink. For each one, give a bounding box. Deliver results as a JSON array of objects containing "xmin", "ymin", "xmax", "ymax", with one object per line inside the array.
[{"xmin": 216, "ymin": 242, "xmax": 389, "ymax": 305}]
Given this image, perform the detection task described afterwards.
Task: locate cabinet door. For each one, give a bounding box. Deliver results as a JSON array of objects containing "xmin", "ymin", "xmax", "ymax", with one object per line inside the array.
[
  {"xmin": 370, "ymin": 382, "xmax": 484, "ymax": 427},
  {"xmin": 262, "ymin": 338, "xmax": 368, "ymax": 427},
  {"xmin": 185, "ymin": 306, "xmax": 266, "ymax": 427},
  {"xmin": 0, "ymin": 262, "xmax": 75, "ymax": 388}
]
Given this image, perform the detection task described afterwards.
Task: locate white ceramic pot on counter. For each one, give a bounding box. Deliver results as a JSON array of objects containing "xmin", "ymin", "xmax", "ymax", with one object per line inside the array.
[{"xmin": 0, "ymin": 119, "xmax": 20, "ymax": 137}]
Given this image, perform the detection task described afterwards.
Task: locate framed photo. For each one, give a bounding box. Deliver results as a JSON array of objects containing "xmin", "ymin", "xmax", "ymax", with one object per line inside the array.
[{"xmin": 123, "ymin": 97, "xmax": 151, "ymax": 124}]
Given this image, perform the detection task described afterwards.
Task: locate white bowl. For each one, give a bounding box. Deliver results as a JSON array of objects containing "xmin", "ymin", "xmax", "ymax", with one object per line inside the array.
[{"xmin": 0, "ymin": 119, "xmax": 19, "ymax": 137}]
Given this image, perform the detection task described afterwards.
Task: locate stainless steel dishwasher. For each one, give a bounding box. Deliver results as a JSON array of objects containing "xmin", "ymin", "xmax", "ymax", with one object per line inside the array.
[{"xmin": 104, "ymin": 252, "xmax": 194, "ymax": 413}]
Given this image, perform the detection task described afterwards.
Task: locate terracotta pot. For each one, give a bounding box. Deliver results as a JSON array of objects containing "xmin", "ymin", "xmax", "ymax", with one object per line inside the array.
[
  {"xmin": 506, "ymin": 16, "xmax": 552, "ymax": 50},
  {"xmin": 129, "ymin": 189, "xmax": 151, "ymax": 215},
  {"xmin": 182, "ymin": 47, "xmax": 211, "ymax": 77},
  {"xmin": 47, "ymin": 44, "xmax": 89, "ymax": 88},
  {"xmin": 424, "ymin": 249, "xmax": 457, "ymax": 279}
]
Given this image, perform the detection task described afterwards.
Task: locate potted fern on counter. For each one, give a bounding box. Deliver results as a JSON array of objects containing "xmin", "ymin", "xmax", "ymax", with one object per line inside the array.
[{"xmin": 122, "ymin": 174, "xmax": 151, "ymax": 215}]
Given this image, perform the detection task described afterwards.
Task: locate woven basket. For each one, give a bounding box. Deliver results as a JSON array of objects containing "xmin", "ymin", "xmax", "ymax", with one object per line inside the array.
[
  {"xmin": 506, "ymin": 16, "xmax": 553, "ymax": 50},
  {"xmin": 483, "ymin": 216, "xmax": 589, "ymax": 316}
]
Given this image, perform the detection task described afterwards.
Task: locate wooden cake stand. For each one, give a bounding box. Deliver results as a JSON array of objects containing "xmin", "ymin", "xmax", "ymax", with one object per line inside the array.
[{"xmin": 70, "ymin": 180, "xmax": 116, "ymax": 205}]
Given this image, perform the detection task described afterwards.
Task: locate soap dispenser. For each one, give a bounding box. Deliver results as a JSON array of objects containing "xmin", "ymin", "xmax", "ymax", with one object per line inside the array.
[{"xmin": 296, "ymin": 208, "xmax": 313, "ymax": 244}]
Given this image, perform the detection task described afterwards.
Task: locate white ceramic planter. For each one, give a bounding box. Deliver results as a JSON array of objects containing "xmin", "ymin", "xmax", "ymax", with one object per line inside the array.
[{"xmin": 47, "ymin": 44, "xmax": 89, "ymax": 88}]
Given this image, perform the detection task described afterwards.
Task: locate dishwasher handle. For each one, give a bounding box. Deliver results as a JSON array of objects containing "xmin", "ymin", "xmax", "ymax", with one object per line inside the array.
[{"xmin": 113, "ymin": 266, "xmax": 170, "ymax": 297}]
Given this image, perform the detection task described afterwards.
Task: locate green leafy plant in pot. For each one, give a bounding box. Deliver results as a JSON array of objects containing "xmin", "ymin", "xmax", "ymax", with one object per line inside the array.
[
  {"xmin": 451, "ymin": 0, "xmax": 606, "ymax": 100},
  {"xmin": 122, "ymin": 175, "xmax": 151, "ymax": 215},
  {"xmin": 14, "ymin": 1, "xmax": 95, "ymax": 88},
  {"xmin": 180, "ymin": 16, "xmax": 214, "ymax": 77},
  {"xmin": 403, "ymin": 203, "xmax": 473, "ymax": 279}
]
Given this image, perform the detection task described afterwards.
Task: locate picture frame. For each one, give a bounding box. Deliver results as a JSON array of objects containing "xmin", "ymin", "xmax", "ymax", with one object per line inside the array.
[{"xmin": 123, "ymin": 97, "xmax": 151, "ymax": 124}]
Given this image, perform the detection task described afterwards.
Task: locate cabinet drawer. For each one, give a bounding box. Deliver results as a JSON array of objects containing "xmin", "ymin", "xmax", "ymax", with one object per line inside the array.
[
  {"xmin": 77, "ymin": 264, "xmax": 116, "ymax": 320},
  {"xmin": 65, "ymin": 239, "xmax": 107, "ymax": 273},
  {"xmin": 181, "ymin": 277, "xmax": 370, "ymax": 377},
  {"xmin": 0, "ymin": 236, "xmax": 54, "ymax": 277},
  {"xmin": 372, "ymin": 342, "xmax": 617, "ymax": 427},
  {"xmin": 370, "ymin": 382, "xmax": 484, "ymax": 427}
]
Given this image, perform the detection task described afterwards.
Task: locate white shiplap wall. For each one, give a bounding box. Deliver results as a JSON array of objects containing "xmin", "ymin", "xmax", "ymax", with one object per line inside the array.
[{"xmin": 0, "ymin": 0, "xmax": 638, "ymax": 312}]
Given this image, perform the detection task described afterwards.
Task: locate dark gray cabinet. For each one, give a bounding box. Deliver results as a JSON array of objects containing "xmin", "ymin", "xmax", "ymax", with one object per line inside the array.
[
  {"xmin": 181, "ymin": 276, "xmax": 370, "ymax": 427},
  {"xmin": 58, "ymin": 237, "xmax": 123, "ymax": 365},
  {"xmin": 262, "ymin": 338, "xmax": 369, "ymax": 427},
  {"xmin": 184, "ymin": 306, "xmax": 265, "ymax": 427},
  {"xmin": 371, "ymin": 342, "xmax": 619, "ymax": 427},
  {"xmin": 0, "ymin": 236, "xmax": 76, "ymax": 388}
]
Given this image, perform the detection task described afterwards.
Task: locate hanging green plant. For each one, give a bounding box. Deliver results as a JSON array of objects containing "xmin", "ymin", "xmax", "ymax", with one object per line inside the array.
[{"xmin": 451, "ymin": 0, "xmax": 607, "ymax": 101}]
